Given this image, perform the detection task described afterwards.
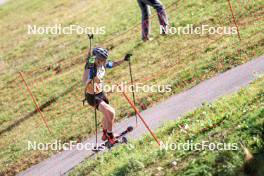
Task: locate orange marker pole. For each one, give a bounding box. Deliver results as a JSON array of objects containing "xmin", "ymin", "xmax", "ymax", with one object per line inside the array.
[
  {"xmin": 120, "ymin": 87, "xmax": 160, "ymax": 146},
  {"xmin": 19, "ymin": 72, "xmax": 52, "ymax": 134},
  {"xmin": 227, "ymin": 0, "xmax": 241, "ymax": 40}
]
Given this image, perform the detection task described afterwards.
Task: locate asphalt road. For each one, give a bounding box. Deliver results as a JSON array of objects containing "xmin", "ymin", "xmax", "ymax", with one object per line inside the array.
[{"xmin": 18, "ymin": 55, "xmax": 264, "ymax": 176}]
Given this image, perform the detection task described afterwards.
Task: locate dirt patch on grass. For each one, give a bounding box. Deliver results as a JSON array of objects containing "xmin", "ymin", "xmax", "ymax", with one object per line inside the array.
[{"xmin": 0, "ymin": 61, "xmax": 6, "ymax": 73}]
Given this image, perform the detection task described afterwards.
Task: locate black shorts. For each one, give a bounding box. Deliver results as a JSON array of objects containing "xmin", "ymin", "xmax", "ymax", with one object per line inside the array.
[{"xmin": 85, "ymin": 92, "xmax": 109, "ymax": 109}]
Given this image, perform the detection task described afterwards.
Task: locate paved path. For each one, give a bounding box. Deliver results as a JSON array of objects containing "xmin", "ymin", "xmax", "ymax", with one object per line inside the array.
[{"xmin": 18, "ymin": 56, "xmax": 264, "ymax": 176}]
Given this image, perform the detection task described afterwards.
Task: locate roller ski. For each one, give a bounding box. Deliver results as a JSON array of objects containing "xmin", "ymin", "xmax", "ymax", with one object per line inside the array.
[{"xmin": 92, "ymin": 126, "xmax": 133, "ymax": 152}]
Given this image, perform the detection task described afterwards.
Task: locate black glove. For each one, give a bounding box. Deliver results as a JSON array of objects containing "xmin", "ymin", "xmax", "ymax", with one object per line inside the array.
[{"xmin": 124, "ymin": 53, "xmax": 132, "ymax": 61}]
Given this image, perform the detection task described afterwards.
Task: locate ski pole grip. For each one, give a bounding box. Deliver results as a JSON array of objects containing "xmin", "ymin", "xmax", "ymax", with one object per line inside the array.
[
  {"xmin": 124, "ymin": 53, "xmax": 133, "ymax": 61},
  {"xmin": 88, "ymin": 34, "xmax": 94, "ymax": 39}
]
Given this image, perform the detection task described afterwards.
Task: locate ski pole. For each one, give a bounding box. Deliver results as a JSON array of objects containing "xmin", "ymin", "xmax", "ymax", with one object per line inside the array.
[
  {"xmin": 92, "ymin": 69, "xmax": 98, "ymax": 144},
  {"xmin": 87, "ymin": 34, "xmax": 98, "ymax": 144},
  {"xmin": 128, "ymin": 57, "xmax": 138, "ymax": 126},
  {"xmin": 88, "ymin": 34, "xmax": 93, "ymax": 53}
]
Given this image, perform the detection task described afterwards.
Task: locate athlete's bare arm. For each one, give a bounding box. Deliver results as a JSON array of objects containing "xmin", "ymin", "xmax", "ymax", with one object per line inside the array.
[{"xmin": 112, "ymin": 60, "xmax": 125, "ymax": 67}]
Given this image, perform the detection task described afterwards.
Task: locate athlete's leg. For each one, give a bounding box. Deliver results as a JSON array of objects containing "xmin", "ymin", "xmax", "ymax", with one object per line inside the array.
[
  {"xmin": 101, "ymin": 117, "xmax": 107, "ymax": 130},
  {"xmin": 98, "ymin": 101, "xmax": 116, "ymax": 144},
  {"xmin": 98, "ymin": 101, "xmax": 115, "ymax": 132},
  {"xmin": 101, "ymin": 117, "xmax": 108, "ymax": 141}
]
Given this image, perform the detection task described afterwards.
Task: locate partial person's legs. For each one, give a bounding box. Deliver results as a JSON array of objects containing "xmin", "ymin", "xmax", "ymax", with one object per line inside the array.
[
  {"xmin": 144, "ymin": 0, "xmax": 168, "ymax": 34},
  {"xmin": 137, "ymin": 0, "xmax": 151, "ymax": 40}
]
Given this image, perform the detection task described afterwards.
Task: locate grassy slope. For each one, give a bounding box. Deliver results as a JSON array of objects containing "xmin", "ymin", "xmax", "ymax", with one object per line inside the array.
[
  {"xmin": 70, "ymin": 77, "xmax": 264, "ymax": 176},
  {"xmin": 0, "ymin": 0, "xmax": 264, "ymax": 175}
]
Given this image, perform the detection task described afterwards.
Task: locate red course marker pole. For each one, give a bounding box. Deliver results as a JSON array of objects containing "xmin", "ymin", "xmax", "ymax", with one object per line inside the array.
[
  {"xmin": 19, "ymin": 72, "xmax": 52, "ymax": 134},
  {"xmin": 227, "ymin": 0, "xmax": 241, "ymax": 40},
  {"xmin": 120, "ymin": 87, "xmax": 160, "ymax": 146}
]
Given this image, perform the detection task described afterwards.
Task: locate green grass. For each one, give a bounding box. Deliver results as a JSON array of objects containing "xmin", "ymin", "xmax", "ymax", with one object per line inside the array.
[
  {"xmin": 69, "ymin": 77, "xmax": 264, "ymax": 176},
  {"xmin": 0, "ymin": 0, "xmax": 264, "ymax": 175}
]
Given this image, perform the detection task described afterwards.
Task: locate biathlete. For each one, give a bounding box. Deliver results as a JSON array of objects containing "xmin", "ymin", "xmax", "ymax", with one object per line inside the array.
[{"xmin": 82, "ymin": 47, "xmax": 130, "ymax": 145}]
